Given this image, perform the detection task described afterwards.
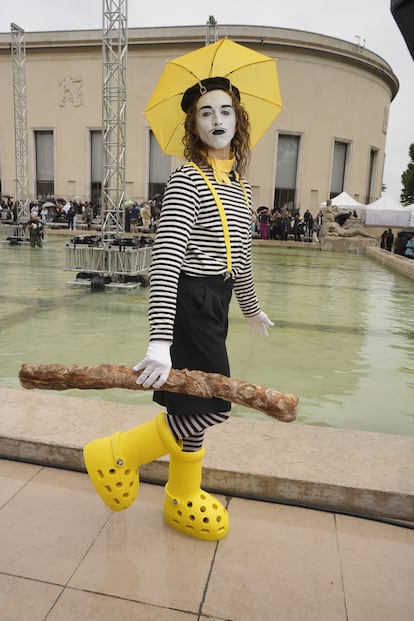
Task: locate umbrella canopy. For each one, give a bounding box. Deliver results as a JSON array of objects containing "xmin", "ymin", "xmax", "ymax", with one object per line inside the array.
[
  {"xmin": 41, "ymin": 202, "xmax": 56, "ymax": 208},
  {"xmin": 145, "ymin": 38, "xmax": 283, "ymax": 157}
]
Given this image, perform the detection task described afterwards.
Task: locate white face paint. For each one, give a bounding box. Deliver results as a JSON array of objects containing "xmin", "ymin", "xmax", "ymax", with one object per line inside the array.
[{"xmin": 195, "ymin": 89, "xmax": 236, "ymax": 154}]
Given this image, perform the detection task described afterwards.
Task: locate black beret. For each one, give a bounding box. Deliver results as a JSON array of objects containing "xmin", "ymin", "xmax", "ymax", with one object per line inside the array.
[{"xmin": 181, "ymin": 76, "xmax": 240, "ymax": 112}]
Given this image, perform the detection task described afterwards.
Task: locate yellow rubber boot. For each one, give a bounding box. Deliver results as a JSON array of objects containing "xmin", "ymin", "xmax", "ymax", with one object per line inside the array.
[
  {"xmin": 164, "ymin": 448, "xmax": 229, "ymax": 541},
  {"xmin": 83, "ymin": 412, "xmax": 178, "ymax": 512}
]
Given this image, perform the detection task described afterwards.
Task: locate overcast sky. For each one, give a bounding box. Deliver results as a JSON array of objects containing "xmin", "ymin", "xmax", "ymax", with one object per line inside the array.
[{"xmin": 1, "ymin": 0, "xmax": 412, "ymax": 203}]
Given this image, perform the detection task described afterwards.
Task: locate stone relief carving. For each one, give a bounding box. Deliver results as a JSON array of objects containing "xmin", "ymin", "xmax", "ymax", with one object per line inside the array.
[{"xmin": 59, "ymin": 76, "xmax": 83, "ymax": 107}]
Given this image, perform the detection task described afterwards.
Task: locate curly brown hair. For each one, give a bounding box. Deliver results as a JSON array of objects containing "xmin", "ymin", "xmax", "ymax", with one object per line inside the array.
[{"xmin": 182, "ymin": 90, "xmax": 251, "ymax": 177}]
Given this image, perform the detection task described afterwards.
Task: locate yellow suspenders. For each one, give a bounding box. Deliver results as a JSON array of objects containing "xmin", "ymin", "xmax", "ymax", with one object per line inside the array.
[{"xmin": 188, "ymin": 162, "xmax": 250, "ymax": 275}]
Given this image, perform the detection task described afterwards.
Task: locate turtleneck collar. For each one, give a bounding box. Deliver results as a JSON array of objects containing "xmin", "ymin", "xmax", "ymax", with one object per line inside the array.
[{"xmin": 206, "ymin": 155, "xmax": 237, "ymax": 185}]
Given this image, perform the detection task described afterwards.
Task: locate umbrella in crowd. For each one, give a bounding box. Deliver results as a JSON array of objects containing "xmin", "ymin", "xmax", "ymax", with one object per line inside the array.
[{"xmin": 144, "ymin": 38, "xmax": 283, "ymax": 157}]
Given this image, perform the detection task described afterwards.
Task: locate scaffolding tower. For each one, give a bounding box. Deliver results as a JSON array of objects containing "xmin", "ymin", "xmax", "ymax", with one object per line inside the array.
[
  {"xmin": 65, "ymin": 0, "xmax": 152, "ymax": 290},
  {"xmin": 100, "ymin": 0, "xmax": 128, "ymax": 236},
  {"xmin": 1, "ymin": 23, "xmax": 29, "ymax": 244},
  {"xmin": 0, "ymin": 23, "xmax": 31, "ymax": 244},
  {"xmin": 205, "ymin": 15, "xmax": 219, "ymax": 45}
]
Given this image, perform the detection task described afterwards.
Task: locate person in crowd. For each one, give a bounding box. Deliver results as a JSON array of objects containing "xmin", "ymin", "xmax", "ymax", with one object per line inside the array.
[
  {"xmin": 40, "ymin": 204, "xmax": 49, "ymax": 222},
  {"xmin": 380, "ymin": 229, "xmax": 388, "ymax": 249},
  {"xmin": 67, "ymin": 201, "xmax": 76, "ymax": 230},
  {"xmin": 312, "ymin": 214, "xmax": 321, "ymax": 242},
  {"xmin": 305, "ymin": 212, "xmax": 314, "ymax": 238},
  {"xmin": 303, "ymin": 209, "xmax": 312, "ymax": 236},
  {"xmin": 124, "ymin": 204, "xmax": 131, "ymax": 232},
  {"xmin": 292, "ymin": 214, "xmax": 305, "ymax": 241},
  {"xmin": 251, "ymin": 209, "xmax": 258, "ymax": 237},
  {"xmin": 140, "ymin": 201, "xmax": 152, "ymax": 230},
  {"xmin": 386, "ymin": 228, "xmax": 394, "ymax": 252},
  {"xmin": 130, "ymin": 203, "xmax": 140, "ymax": 232},
  {"xmin": 271, "ymin": 208, "xmax": 287, "ymax": 240},
  {"xmin": 258, "ymin": 207, "xmax": 271, "ymax": 239},
  {"xmin": 152, "ymin": 203, "xmax": 161, "ymax": 232},
  {"xmin": 83, "ymin": 202, "xmax": 94, "ymax": 230},
  {"xmin": 27, "ymin": 214, "xmax": 43, "ymax": 248},
  {"xmin": 281, "ymin": 210, "xmax": 291, "ymax": 240},
  {"xmin": 83, "ymin": 76, "xmax": 273, "ymax": 541},
  {"xmin": 404, "ymin": 234, "xmax": 414, "ymax": 259}
]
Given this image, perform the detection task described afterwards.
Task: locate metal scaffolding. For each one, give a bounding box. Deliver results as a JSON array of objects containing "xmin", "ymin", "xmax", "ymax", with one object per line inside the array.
[
  {"xmin": 100, "ymin": 0, "xmax": 128, "ymax": 236},
  {"xmin": 205, "ymin": 15, "xmax": 219, "ymax": 45},
  {"xmin": 11, "ymin": 23, "xmax": 30, "ymax": 225},
  {"xmin": 64, "ymin": 0, "xmax": 152, "ymax": 290}
]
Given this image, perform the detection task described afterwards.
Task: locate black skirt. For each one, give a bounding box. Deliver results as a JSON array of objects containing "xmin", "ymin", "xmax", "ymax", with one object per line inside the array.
[{"xmin": 153, "ymin": 272, "xmax": 233, "ymax": 416}]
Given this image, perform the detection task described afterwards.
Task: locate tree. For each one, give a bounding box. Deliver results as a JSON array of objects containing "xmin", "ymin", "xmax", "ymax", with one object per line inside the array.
[{"xmin": 401, "ymin": 143, "xmax": 414, "ymax": 205}]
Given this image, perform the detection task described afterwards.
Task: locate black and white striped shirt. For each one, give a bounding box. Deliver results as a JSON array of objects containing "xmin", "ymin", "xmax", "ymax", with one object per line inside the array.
[{"xmin": 148, "ymin": 163, "xmax": 261, "ymax": 341}]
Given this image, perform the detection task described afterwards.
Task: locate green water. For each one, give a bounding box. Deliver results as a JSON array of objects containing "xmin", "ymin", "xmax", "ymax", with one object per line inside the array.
[{"xmin": 1, "ymin": 237, "xmax": 413, "ymax": 436}]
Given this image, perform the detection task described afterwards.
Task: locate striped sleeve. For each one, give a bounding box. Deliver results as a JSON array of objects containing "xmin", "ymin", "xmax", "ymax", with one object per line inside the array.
[
  {"xmin": 232, "ymin": 228, "xmax": 261, "ymax": 318},
  {"xmin": 148, "ymin": 168, "xmax": 199, "ymax": 340}
]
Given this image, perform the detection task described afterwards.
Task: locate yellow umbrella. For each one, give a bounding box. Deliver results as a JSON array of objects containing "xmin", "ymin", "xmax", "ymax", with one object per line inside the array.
[{"xmin": 144, "ymin": 38, "xmax": 283, "ymax": 157}]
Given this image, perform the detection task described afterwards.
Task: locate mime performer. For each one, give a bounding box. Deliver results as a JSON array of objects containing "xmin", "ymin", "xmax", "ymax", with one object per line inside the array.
[{"xmin": 84, "ymin": 75, "xmax": 274, "ymax": 541}]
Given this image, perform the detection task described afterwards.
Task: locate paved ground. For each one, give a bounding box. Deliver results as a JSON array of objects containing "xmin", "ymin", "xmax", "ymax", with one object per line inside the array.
[{"xmin": 1, "ymin": 458, "xmax": 413, "ymax": 621}]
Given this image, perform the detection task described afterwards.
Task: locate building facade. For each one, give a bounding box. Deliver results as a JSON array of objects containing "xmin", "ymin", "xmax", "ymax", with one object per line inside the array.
[{"xmin": 0, "ymin": 24, "xmax": 399, "ymax": 215}]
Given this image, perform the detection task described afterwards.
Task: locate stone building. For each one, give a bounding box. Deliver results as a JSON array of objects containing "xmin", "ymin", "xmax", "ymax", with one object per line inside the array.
[{"xmin": 0, "ymin": 24, "xmax": 398, "ymax": 215}]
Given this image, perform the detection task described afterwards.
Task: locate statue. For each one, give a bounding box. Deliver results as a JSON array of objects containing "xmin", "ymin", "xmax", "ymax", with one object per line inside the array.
[{"xmin": 320, "ymin": 205, "xmax": 375, "ymax": 239}]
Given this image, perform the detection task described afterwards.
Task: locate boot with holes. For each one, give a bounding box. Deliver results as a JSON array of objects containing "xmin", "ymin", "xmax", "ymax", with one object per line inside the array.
[
  {"xmin": 164, "ymin": 447, "xmax": 229, "ymax": 541},
  {"xmin": 83, "ymin": 412, "xmax": 179, "ymax": 512}
]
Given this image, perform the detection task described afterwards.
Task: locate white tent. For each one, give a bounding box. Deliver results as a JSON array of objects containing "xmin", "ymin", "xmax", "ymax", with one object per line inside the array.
[
  {"xmin": 364, "ymin": 193, "xmax": 411, "ymax": 227},
  {"xmin": 320, "ymin": 191, "xmax": 365, "ymax": 215},
  {"xmin": 407, "ymin": 204, "xmax": 414, "ymax": 226}
]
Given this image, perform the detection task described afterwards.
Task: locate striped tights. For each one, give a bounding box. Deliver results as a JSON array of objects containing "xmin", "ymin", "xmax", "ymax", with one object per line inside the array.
[{"xmin": 166, "ymin": 411, "xmax": 231, "ymax": 452}]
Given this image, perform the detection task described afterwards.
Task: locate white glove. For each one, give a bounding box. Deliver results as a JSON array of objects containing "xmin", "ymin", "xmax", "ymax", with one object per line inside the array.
[
  {"xmin": 248, "ymin": 311, "xmax": 274, "ymax": 337},
  {"xmin": 133, "ymin": 340, "xmax": 172, "ymax": 389}
]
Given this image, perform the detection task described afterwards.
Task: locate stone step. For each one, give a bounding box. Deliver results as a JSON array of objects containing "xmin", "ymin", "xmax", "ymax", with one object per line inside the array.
[{"xmin": 1, "ymin": 387, "xmax": 413, "ymax": 522}]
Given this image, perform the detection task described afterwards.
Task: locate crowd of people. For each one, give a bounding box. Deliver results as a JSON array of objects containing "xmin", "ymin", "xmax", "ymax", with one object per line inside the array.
[
  {"xmin": 0, "ymin": 197, "xmax": 15, "ymax": 220},
  {"xmin": 0, "ymin": 196, "xmax": 99, "ymax": 228},
  {"xmin": 124, "ymin": 196, "xmax": 162, "ymax": 234},
  {"xmin": 29, "ymin": 199, "xmax": 98, "ymax": 229},
  {"xmin": 2, "ymin": 193, "xmax": 414, "ymax": 258},
  {"xmin": 252, "ymin": 206, "xmax": 323, "ymax": 242},
  {"xmin": 379, "ymin": 228, "xmax": 414, "ymax": 257},
  {"xmin": 0, "ymin": 194, "xmax": 167, "ymax": 234}
]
